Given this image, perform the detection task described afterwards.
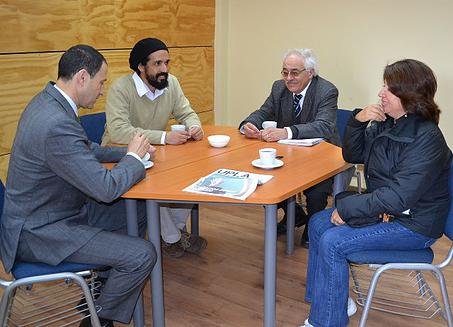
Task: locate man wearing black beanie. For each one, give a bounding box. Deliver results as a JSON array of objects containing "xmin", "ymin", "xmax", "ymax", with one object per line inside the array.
[{"xmin": 102, "ymin": 37, "xmax": 207, "ymax": 258}]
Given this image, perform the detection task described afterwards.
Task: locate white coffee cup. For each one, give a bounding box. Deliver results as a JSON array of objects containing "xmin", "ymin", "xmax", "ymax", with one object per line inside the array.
[
  {"xmin": 262, "ymin": 121, "xmax": 277, "ymax": 129},
  {"xmin": 259, "ymin": 148, "xmax": 277, "ymax": 166},
  {"xmin": 171, "ymin": 124, "xmax": 186, "ymax": 132}
]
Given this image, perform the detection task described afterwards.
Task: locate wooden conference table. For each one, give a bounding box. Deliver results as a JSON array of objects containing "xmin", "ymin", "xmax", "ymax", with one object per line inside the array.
[{"xmin": 122, "ymin": 125, "xmax": 350, "ymax": 327}]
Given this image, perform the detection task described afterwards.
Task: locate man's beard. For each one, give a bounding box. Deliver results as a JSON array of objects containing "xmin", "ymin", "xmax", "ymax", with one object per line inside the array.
[{"xmin": 146, "ymin": 72, "xmax": 169, "ymax": 90}]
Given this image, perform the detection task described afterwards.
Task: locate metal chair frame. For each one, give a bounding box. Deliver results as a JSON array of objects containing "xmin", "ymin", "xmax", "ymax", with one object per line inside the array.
[
  {"xmin": 335, "ymin": 109, "xmax": 363, "ymax": 195},
  {"xmin": 348, "ymin": 165, "xmax": 453, "ymax": 327},
  {"xmin": 0, "ymin": 180, "xmax": 102, "ymax": 327}
]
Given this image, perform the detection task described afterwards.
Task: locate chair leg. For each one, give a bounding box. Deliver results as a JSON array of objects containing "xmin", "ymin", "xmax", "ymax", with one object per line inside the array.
[
  {"xmin": 354, "ymin": 168, "xmax": 362, "ymax": 193},
  {"xmin": 432, "ymin": 268, "xmax": 453, "ymax": 327},
  {"xmin": 191, "ymin": 204, "xmax": 199, "ymax": 236},
  {"xmin": 358, "ymin": 265, "xmax": 387, "ymax": 327},
  {"xmin": 0, "ymin": 285, "xmax": 16, "ymax": 327}
]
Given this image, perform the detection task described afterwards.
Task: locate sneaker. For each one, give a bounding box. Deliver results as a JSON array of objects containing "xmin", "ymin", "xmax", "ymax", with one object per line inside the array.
[
  {"xmin": 161, "ymin": 240, "xmax": 185, "ymax": 258},
  {"xmin": 180, "ymin": 231, "xmax": 207, "ymax": 254},
  {"xmin": 348, "ymin": 297, "xmax": 357, "ymax": 317}
]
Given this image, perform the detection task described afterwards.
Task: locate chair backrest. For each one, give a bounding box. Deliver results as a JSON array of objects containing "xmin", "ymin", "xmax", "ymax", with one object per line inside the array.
[
  {"xmin": 444, "ymin": 164, "xmax": 453, "ymax": 240},
  {"xmin": 80, "ymin": 112, "xmax": 106, "ymax": 144},
  {"xmin": 336, "ymin": 109, "xmax": 353, "ymax": 146}
]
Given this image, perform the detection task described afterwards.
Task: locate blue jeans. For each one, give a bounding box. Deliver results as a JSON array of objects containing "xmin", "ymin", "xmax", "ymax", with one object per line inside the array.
[{"xmin": 305, "ymin": 208, "xmax": 436, "ymax": 327}]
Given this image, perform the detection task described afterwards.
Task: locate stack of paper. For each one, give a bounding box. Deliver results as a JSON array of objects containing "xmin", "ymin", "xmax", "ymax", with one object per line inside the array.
[{"xmin": 277, "ymin": 138, "xmax": 324, "ymax": 146}]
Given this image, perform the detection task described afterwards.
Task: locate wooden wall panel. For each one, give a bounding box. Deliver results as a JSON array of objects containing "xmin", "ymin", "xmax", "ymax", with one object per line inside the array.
[
  {"xmin": 0, "ymin": 0, "xmax": 214, "ymax": 180},
  {"xmin": 0, "ymin": 0, "xmax": 214, "ymax": 53},
  {"xmin": 167, "ymin": 110, "xmax": 214, "ymax": 128},
  {"xmin": 0, "ymin": 53, "xmax": 58, "ymax": 155},
  {"xmin": 0, "ymin": 47, "xmax": 213, "ymax": 156},
  {"xmin": 80, "ymin": 47, "xmax": 214, "ymax": 116}
]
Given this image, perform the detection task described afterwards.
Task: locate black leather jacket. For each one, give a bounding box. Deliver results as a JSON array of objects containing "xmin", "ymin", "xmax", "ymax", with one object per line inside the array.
[{"xmin": 337, "ymin": 110, "xmax": 452, "ymax": 238}]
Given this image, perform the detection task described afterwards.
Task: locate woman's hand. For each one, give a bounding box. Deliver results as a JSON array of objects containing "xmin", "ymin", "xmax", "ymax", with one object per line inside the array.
[
  {"xmin": 355, "ymin": 104, "xmax": 386, "ymax": 123},
  {"xmin": 331, "ymin": 209, "xmax": 346, "ymax": 226}
]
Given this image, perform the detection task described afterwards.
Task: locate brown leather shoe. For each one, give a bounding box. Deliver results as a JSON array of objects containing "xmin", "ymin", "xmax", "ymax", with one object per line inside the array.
[
  {"xmin": 180, "ymin": 231, "xmax": 207, "ymax": 254},
  {"xmin": 161, "ymin": 240, "xmax": 185, "ymax": 258}
]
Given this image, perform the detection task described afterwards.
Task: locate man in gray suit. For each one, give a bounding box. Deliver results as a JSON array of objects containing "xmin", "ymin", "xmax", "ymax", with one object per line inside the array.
[
  {"xmin": 0, "ymin": 45, "xmax": 156, "ymax": 327},
  {"xmin": 239, "ymin": 48, "xmax": 340, "ymax": 247}
]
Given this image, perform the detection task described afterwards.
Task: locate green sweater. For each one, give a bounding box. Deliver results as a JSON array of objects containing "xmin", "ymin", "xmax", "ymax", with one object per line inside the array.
[{"xmin": 101, "ymin": 73, "xmax": 201, "ymax": 145}]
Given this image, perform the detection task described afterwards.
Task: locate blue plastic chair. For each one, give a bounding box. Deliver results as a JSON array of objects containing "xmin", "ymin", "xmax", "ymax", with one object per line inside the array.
[
  {"xmin": 80, "ymin": 112, "xmax": 106, "ymax": 144},
  {"xmin": 0, "ymin": 180, "xmax": 102, "ymax": 326},
  {"xmin": 332, "ymin": 109, "xmax": 362, "ymax": 197},
  {"xmin": 347, "ymin": 165, "xmax": 453, "ymax": 326}
]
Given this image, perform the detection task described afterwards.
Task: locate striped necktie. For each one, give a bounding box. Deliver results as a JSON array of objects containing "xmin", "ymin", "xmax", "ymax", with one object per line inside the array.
[{"xmin": 294, "ymin": 94, "xmax": 303, "ymax": 117}]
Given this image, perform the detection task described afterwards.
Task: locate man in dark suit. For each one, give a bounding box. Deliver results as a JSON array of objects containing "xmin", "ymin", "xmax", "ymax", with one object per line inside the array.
[
  {"xmin": 239, "ymin": 49, "xmax": 340, "ymax": 247},
  {"xmin": 0, "ymin": 45, "xmax": 156, "ymax": 327}
]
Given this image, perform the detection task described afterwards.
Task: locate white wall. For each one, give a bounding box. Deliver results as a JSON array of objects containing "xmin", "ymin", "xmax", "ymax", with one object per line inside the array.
[{"xmin": 215, "ymin": 0, "xmax": 453, "ymax": 146}]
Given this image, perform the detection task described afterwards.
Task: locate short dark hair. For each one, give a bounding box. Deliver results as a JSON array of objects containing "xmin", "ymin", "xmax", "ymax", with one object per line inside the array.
[
  {"xmin": 57, "ymin": 44, "xmax": 106, "ymax": 80},
  {"xmin": 384, "ymin": 59, "xmax": 440, "ymax": 124}
]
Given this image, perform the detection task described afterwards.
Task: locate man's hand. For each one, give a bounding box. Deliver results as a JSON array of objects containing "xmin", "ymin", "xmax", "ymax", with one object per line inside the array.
[
  {"xmin": 243, "ymin": 122, "xmax": 261, "ymax": 139},
  {"xmin": 165, "ymin": 130, "xmax": 190, "ymax": 145},
  {"xmin": 128, "ymin": 133, "xmax": 155, "ymax": 158},
  {"xmin": 330, "ymin": 209, "xmax": 346, "ymax": 226},
  {"xmin": 355, "ymin": 104, "xmax": 386, "ymax": 123},
  {"xmin": 260, "ymin": 127, "xmax": 288, "ymax": 142},
  {"xmin": 189, "ymin": 126, "xmax": 204, "ymax": 141}
]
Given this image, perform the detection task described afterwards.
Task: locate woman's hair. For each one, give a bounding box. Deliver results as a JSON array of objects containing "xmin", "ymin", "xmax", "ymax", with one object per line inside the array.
[{"xmin": 384, "ymin": 59, "xmax": 440, "ymax": 124}]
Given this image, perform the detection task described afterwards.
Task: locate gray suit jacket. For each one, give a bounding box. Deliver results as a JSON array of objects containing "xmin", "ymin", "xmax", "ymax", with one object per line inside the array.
[
  {"xmin": 240, "ymin": 75, "xmax": 340, "ymax": 146},
  {"xmin": 0, "ymin": 82, "xmax": 145, "ymax": 272}
]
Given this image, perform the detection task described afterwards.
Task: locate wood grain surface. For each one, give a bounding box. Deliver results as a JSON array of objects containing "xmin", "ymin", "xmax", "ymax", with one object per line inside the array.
[
  {"xmin": 0, "ymin": 47, "xmax": 214, "ymax": 157},
  {"xmin": 0, "ymin": 0, "xmax": 214, "ymax": 179},
  {"xmin": 0, "ymin": 0, "xmax": 214, "ymax": 53}
]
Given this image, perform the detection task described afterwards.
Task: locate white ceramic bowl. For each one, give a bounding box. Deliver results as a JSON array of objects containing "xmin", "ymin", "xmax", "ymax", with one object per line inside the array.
[{"xmin": 208, "ymin": 134, "xmax": 230, "ymax": 148}]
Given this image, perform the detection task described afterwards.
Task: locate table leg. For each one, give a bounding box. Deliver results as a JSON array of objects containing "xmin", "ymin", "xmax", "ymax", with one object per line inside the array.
[
  {"xmin": 146, "ymin": 200, "xmax": 165, "ymax": 326},
  {"xmin": 285, "ymin": 196, "xmax": 296, "ymax": 255},
  {"xmin": 264, "ymin": 204, "xmax": 277, "ymax": 327},
  {"xmin": 125, "ymin": 200, "xmax": 145, "ymax": 327},
  {"xmin": 190, "ymin": 204, "xmax": 199, "ymax": 236}
]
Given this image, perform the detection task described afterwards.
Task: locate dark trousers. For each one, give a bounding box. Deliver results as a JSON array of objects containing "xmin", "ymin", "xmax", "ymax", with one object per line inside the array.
[
  {"xmin": 279, "ymin": 177, "xmax": 333, "ymax": 238},
  {"xmin": 17, "ymin": 199, "xmax": 156, "ymax": 324},
  {"xmin": 304, "ymin": 177, "xmax": 333, "ymax": 219}
]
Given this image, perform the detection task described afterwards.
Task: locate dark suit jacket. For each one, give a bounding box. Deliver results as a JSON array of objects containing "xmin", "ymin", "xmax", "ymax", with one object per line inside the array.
[
  {"xmin": 0, "ymin": 82, "xmax": 145, "ymax": 272},
  {"xmin": 240, "ymin": 75, "xmax": 340, "ymax": 146}
]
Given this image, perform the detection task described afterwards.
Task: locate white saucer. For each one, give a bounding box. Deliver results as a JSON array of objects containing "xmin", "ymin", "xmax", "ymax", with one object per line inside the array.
[
  {"xmin": 143, "ymin": 161, "xmax": 154, "ymax": 169},
  {"xmin": 251, "ymin": 158, "xmax": 284, "ymax": 169}
]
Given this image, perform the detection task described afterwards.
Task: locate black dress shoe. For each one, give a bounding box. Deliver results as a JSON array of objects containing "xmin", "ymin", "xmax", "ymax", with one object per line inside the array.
[
  {"xmin": 79, "ymin": 316, "xmax": 114, "ymax": 327},
  {"xmin": 276, "ymin": 204, "xmax": 308, "ymax": 236},
  {"xmin": 77, "ymin": 276, "xmax": 106, "ymax": 313}
]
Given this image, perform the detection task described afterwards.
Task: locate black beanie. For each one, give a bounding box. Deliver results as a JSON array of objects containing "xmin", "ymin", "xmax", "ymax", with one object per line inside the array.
[{"xmin": 129, "ymin": 38, "xmax": 168, "ymax": 71}]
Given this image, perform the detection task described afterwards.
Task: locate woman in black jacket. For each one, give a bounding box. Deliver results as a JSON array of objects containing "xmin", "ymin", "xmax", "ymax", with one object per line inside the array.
[{"xmin": 301, "ymin": 59, "xmax": 452, "ymax": 327}]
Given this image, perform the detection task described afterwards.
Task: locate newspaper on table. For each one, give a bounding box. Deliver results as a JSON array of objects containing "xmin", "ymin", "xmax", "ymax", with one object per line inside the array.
[
  {"xmin": 183, "ymin": 168, "xmax": 273, "ymax": 200},
  {"xmin": 277, "ymin": 138, "xmax": 324, "ymax": 146}
]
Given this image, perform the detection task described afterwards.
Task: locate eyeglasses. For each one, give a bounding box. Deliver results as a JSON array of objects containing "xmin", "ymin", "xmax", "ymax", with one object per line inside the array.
[{"xmin": 281, "ymin": 68, "xmax": 306, "ymax": 78}]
